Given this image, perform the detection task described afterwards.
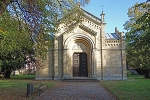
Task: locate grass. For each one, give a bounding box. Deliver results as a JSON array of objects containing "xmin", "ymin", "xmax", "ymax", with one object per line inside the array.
[
  {"xmin": 0, "ymin": 75, "xmax": 56, "ymax": 100},
  {"xmin": 101, "ymin": 75, "xmax": 150, "ymax": 100},
  {"xmin": 1, "ymin": 74, "xmax": 150, "ymax": 100},
  {"xmin": 10, "ymin": 74, "xmax": 36, "ymax": 79}
]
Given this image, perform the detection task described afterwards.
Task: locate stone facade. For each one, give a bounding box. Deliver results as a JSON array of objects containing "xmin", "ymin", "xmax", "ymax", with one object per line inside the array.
[{"xmin": 36, "ymin": 10, "xmax": 127, "ymax": 80}]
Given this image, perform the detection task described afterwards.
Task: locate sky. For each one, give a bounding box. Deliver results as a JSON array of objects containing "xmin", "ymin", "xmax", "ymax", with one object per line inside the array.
[{"xmin": 83, "ymin": 0, "xmax": 146, "ymax": 33}]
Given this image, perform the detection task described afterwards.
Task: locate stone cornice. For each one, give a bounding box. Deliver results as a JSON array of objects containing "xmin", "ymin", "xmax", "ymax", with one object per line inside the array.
[
  {"xmin": 79, "ymin": 24, "xmax": 97, "ymax": 36},
  {"xmin": 81, "ymin": 8, "xmax": 101, "ymax": 24}
]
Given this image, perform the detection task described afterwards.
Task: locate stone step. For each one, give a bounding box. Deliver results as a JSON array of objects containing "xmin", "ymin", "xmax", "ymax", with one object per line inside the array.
[{"xmin": 62, "ymin": 77, "xmax": 99, "ymax": 82}]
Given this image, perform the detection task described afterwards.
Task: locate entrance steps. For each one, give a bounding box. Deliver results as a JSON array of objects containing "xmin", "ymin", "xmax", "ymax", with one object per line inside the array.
[{"xmin": 62, "ymin": 77, "xmax": 99, "ymax": 82}]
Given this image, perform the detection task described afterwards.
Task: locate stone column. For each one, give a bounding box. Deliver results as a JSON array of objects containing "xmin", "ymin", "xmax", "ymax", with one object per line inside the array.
[
  {"xmin": 90, "ymin": 50, "xmax": 94, "ymax": 76},
  {"xmin": 99, "ymin": 23, "xmax": 106, "ymax": 80},
  {"xmin": 54, "ymin": 39, "xmax": 59, "ymax": 80},
  {"xmin": 58, "ymin": 35, "xmax": 63, "ymax": 79},
  {"xmin": 58, "ymin": 50, "xmax": 63, "ymax": 79},
  {"xmin": 63, "ymin": 49, "xmax": 69, "ymax": 78},
  {"xmin": 92, "ymin": 48, "xmax": 97, "ymax": 78},
  {"xmin": 121, "ymin": 35, "xmax": 127, "ymax": 80},
  {"xmin": 48, "ymin": 49, "xmax": 54, "ymax": 79},
  {"xmin": 95, "ymin": 49, "xmax": 102, "ymax": 80},
  {"xmin": 122, "ymin": 47, "xmax": 127, "ymax": 80}
]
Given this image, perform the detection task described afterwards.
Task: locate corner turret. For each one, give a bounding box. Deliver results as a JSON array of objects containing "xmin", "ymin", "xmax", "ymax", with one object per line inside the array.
[{"xmin": 101, "ymin": 10, "xmax": 105, "ymax": 23}]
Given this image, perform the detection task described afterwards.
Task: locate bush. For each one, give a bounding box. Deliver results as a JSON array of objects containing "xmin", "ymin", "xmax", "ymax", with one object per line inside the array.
[{"xmin": 127, "ymin": 70, "xmax": 131, "ymax": 76}]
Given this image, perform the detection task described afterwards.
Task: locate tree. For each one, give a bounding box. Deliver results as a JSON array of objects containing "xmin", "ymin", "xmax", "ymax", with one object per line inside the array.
[
  {"xmin": 7, "ymin": 0, "xmax": 89, "ymax": 57},
  {"xmin": 124, "ymin": 1, "xmax": 150, "ymax": 78},
  {"xmin": 0, "ymin": 0, "xmax": 10, "ymax": 15},
  {"xmin": 0, "ymin": 0, "xmax": 89, "ymax": 16},
  {"xmin": 0, "ymin": 12, "xmax": 33, "ymax": 78},
  {"xmin": 0, "ymin": 0, "xmax": 90, "ymax": 78}
]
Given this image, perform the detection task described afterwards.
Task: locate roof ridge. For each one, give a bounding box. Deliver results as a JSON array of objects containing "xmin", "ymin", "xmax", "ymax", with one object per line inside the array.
[{"xmin": 81, "ymin": 8, "xmax": 101, "ymax": 23}]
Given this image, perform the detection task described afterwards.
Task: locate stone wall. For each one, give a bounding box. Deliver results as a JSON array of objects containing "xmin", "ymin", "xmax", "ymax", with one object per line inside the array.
[
  {"xmin": 104, "ymin": 40, "xmax": 127, "ymax": 80},
  {"xmin": 36, "ymin": 51, "xmax": 54, "ymax": 80}
]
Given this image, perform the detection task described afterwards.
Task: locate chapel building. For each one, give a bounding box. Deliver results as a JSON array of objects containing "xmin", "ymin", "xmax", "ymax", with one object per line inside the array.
[{"xmin": 36, "ymin": 9, "xmax": 127, "ymax": 80}]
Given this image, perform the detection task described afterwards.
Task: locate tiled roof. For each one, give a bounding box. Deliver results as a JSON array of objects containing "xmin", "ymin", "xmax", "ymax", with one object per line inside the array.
[{"xmin": 105, "ymin": 33, "xmax": 119, "ymax": 39}]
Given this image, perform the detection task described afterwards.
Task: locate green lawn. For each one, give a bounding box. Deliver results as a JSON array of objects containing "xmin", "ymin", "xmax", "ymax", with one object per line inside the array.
[
  {"xmin": 0, "ymin": 75, "xmax": 55, "ymax": 100},
  {"xmin": 10, "ymin": 74, "xmax": 36, "ymax": 79},
  {"xmin": 1, "ymin": 75, "xmax": 150, "ymax": 100},
  {"xmin": 101, "ymin": 75, "xmax": 150, "ymax": 100}
]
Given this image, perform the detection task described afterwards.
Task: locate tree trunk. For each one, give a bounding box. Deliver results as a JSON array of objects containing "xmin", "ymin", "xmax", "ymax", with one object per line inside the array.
[
  {"xmin": 0, "ymin": 0, "xmax": 9, "ymax": 16},
  {"xmin": 12, "ymin": 70, "xmax": 15, "ymax": 75},
  {"xmin": 4, "ymin": 71, "xmax": 11, "ymax": 78},
  {"xmin": 144, "ymin": 70, "xmax": 150, "ymax": 78},
  {"xmin": 0, "ymin": 6, "xmax": 5, "ymax": 16}
]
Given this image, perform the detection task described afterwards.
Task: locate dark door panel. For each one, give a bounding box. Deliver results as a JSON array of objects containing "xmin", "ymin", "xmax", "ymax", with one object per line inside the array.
[
  {"xmin": 73, "ymin": 53, "xmax": 80, "ymax": 77},
  {"xmin": 73, "ymin": 53, "xmax": 88, "ymax": 77},
  {"xmin": 80, "ymin": 53, "xmax": 88, "ymax": 77}
]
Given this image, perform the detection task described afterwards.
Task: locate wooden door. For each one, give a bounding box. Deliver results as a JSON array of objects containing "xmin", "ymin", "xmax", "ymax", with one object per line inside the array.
[
  {"xmin": 73, "ymin": 53, "xmax": 88, "ymax": 77},
  {"xmin": 80, "ymin": 53, "xmax": 88, "ymax": 77},
  {"xmin": 73, "ymin": 53, "xmax": 80, "ymax": 77}
]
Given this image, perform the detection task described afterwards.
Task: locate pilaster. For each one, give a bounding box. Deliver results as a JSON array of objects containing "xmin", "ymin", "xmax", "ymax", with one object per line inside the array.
[
  {"xmin": 54, "ymin": 38, "xmax": 59, "ymax": 80},
  {"xmin": 121, "ymin": 32, "xmax": 127, "ymax": 80},
  {"xmin": 48, "ymin": 49, "xmax": 54, "ymax": 79},
  {"xmin": 92, "ymin": 48, "xmax": 97, "ymax": 78},
  {"xmin": 100, "ymin": 22, "xmax": 106, "ymax": 80},
  {"xmin": 63, "ymin": 49, "xmax": 70, "ymax": 78}
]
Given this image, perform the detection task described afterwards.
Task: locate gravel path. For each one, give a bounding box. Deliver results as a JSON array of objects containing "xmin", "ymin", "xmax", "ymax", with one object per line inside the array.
[{"xmin": 39, "ymin": 82, "xmax": 117, "ymax": 100}]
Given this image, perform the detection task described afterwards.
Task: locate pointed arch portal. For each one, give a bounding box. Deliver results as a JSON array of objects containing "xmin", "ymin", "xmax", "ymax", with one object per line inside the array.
[{"xmin": 63, "ymin": 33, "xmax": 94, "ymax": 78}]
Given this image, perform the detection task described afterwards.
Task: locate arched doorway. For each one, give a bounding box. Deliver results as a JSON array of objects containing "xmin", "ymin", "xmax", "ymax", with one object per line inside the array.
[
  {"xmin": 73, "ymin": 52, "xmax": 88, "ymax": 77},
  {"xmin": 63, "ymin": 33, "xmax": 95, "ymax": 78}
]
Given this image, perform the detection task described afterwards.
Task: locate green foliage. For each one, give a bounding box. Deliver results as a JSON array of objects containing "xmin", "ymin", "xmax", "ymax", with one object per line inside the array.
[
  {"xmin": 0, "ymin": 0, "xmax": 90, "ymax": 77},
  {"xmin": 0, "ymin": 12, "xmax": 33, "ymax": 78},
  {"xmin": 6, "ymin": 0, "xmax": 90, "ymax": 61},
  {"xmin": 127, "ymin": 70, "xmax": 131, "ymax": 76},
  {"xmin": 124, "ymin": 2, "xmax": 150, "ymax": 71}
]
